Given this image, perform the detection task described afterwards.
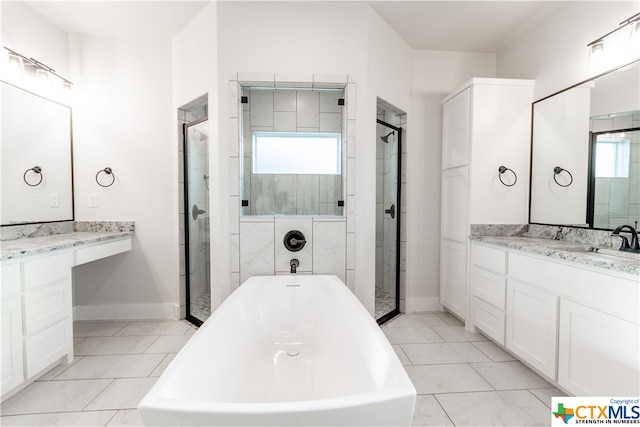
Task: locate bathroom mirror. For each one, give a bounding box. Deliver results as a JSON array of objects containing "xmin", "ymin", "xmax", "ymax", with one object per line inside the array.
[
  {"xmin": 1, "ymin": 81, "xmax": 74, "ymax": 225},
  {"xmin": 240, "ymin": 87, "xmax": 345, "ymax": 216},
  {"xmin": 530, "ymin": 60, "xmax": 639, "ymax": 229}
]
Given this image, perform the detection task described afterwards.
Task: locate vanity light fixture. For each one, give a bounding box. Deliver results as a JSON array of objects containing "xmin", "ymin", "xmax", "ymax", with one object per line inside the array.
[
  {"xmin": 587, "ymin": 12, "xmax": 640, "ymax": 71},
  {"xmin": 2, "ymin": 46, "xmax": 73, "ymax": 101}
]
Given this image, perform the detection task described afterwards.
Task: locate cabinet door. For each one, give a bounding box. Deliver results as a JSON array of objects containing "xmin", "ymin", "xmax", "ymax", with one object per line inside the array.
[
  {"xmin": 559, "ymin": 299, "xmax": 639, "ymax": 396},
  {"xmin": 506, "ymin": 279, "xmax": 558, "ymax": 378},
  {"xmin": 440, "ymin": 240, "xmax": 467, "ymax": 320},
  {"xmin": 1, "ymin": 296, "xmax": 24, "ymax": 396},
  {"xmin": 442, "ymin": 88, "xmax": 470, "ymax": 169},
  {"xmin": 441, "ymin": 166, "xmax": 469, "ymax": 242}
]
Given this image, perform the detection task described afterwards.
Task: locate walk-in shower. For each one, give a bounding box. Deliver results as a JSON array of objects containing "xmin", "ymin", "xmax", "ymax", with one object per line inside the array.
[
  {"xmin": 375, "ymin": 101, "xmax": 403, "ymax": 324},
  {"xmin": 179, "ymin": 96, "xmax": 210, "ymax": 326}
]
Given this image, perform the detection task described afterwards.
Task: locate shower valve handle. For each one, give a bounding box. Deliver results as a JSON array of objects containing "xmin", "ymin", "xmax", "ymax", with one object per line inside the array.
[
  {"xmin": 385, "ymin": 204, "xmax": 396, "ymax": 219},
  {"xmin": 192, "ymin": 204, "xmax": 206, "ymax": 220}
]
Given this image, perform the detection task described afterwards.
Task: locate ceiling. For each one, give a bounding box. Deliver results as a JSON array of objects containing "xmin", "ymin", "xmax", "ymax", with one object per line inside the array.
[{"xmin": 26, "ymin": 0, "xmax": 556, "ymax": 53}]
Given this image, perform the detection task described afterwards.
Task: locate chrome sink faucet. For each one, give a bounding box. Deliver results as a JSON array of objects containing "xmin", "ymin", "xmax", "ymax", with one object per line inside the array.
[
  {"xmin": 290, "ymin": 259, "xmax": 299, "ymax": 274},
  {"xmin": 611, "ymin": 225, "xmax": 640, "ymax": 253}
]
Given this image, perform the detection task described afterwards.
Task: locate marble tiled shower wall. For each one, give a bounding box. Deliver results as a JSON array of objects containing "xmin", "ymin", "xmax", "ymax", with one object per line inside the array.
[
  {"xmin": 591, "ymin": 112, "xmax": 640, "ymax": 229},
  {"xmin": 241, "ymin": 88, "xmax": 344, "ymax": 215}
]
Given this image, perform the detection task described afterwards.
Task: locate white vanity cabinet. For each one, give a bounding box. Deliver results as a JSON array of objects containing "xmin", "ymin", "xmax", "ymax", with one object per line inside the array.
[
  {"xmin": 1, "ymin": 252, "xmax": 74, "ymax": 400},
  {"xmin": 505, "ymin": 279, "xmax": 558, "ymax": 379},
  {"xmin": 1, "ymin": 263, "xmax": 23, "ymax": 394},
  {"xmin": 0, "ymin": 234, "xmax": 132, "ymax": 401},
  {"xmin": 470, "ymin": 240, "xmax": 640, "ymax": 396},
  {"xmin": 440, "ymin": 78, "xmax": 534, "ymax": 321},
  {"xmin": 470, "ymin": 243, "xmax": 507, "ymax": 344}
]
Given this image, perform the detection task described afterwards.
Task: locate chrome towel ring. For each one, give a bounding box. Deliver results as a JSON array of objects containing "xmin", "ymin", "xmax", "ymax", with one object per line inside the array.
[
  {"xmin": 498, "ymin": 166, "xmax": 517, "ymax": 187},
  {"xmin": 23, "ymin": 166, "xmax": 43, "ymax": 187},
  {"xmin": 553, "ymin": 166, "xmax": 573, "ymax": 187},
  {"xmin": 96, "ymin": 167, "xmax": 115, "ymax": 187}
]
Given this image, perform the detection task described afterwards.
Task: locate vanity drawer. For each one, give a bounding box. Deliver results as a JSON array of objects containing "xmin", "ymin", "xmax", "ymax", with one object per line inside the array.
[
  {"xmin": 1, "ymin": 263, "xmax": 21, "ymax": 298},
  {"xmin": 472, "ymin": 266, "xmax": 506, "ymax": 309},
  {"xmin": 25, "ymin": 319, "xmax": 72, "ymax": 379},
  {"xmin": 75, "ymin": 238, "xmax": 131, "ymax": 265},
  {"xmin": 472, "ymin": 243, "xmax": 507, "ymax": 274},
  {"xmin": 473, "ymin": 297, "xmax": 505, "ymax": 345},
  {"xmin": 24, "ymin": 280, "xmax": 72, "ymax": 335},
  {"xmin": 23, "ymin": 252, "xmax": 73, "ymax": 291}
]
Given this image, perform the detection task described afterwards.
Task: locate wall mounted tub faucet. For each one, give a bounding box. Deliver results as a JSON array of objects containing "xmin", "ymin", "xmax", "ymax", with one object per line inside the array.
[
  {"xmin": 611, "ymin": 224, "xmax": 640, "ymax": 253},
  {"xmin": 290, "ymin": 259, "xmax": 299, "ymax": 274}
]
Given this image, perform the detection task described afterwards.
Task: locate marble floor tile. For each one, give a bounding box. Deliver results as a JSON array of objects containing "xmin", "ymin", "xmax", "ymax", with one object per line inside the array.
[
  {"xmin": 411, "ymin": 395, "xmax": 454, "ymax": 427},
  {"xmin": 392, "ymin": 345, "xmax": 411, "ymax": 366},
  {"xmin": 114, "ymin": 320, "xmax": 191, "ymax": 336},
  {"xmin": 472, "ymin": 340, "xmax": 518, "ymax": 362},
  {"xmin": 0, "ymin": 410, "xmax": 117, "ymax": 426},
  {"xmin": 529, "ymin": 387, "xmax": 567, "ymax": 408},
  {"xmin": 383, "ymin": 327, "xmax": 443, "ymax": 344},
  {"xmin": 436, "ymin": 390, "xmax": 550, "ymax": 426},
  {"xmin": 143, "ymin": 335, "xmax": 192, "ymax": 353},
  {"xmin": 54, "ymin": 354, "xmax": 166, "ymax": 380},
  {"xmin": 404, "ymin": 364, "xmax": 493, "ymax": 394},
  {"xmin": 36, "ymin": 356, "xmax": 83, "ymax": 381},
  {"xmin": 470, "ymin": 361, "xmax": 553, "ymax": 390},
  {"xmin": 432, "ymin": 325, "xmax": 489, "ymax": 342},
  {"xmin": 0, "ymin": 379, "xmax": 112, "ymax": 415},
  {"xmin": 385, "ymin": 313, "xmax": 448, "ymax": 328},
  {"xmin": 150, "ymin": 353, "xmax": 177, "ymax": 377},
  {"xmin": 84, "ymin": 378, "xmax": 157, "ymax": 411},
  {"xmin": 106, "ymin": 409, "xmax": 143, "ymax": 426},
  {"xmin": 74, "ymin": 336, "xmax": 158, "ymax": 356},
  {"xmin": 73, "ymin": 321, "xmax": 129, "ymax": 337},
  {"xmin": 435, "ymin": 312, "xmax": 464, "ymax": 326},
  {"xmin": 401, "ymin": 342, "xmax": 491, "ymax": 365}
]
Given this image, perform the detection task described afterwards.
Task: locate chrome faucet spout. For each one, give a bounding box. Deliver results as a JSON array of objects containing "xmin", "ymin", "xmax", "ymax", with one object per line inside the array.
[
  {"xmin": 290, "ymin": 259, "xmax": 299, "ymax": 274},
  {"xmin": 611, "ymin": 225, "xmax": 640, "ymax": 252}
]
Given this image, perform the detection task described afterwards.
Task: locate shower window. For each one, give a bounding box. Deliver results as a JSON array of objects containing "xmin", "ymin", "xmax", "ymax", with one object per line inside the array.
[{"xmin": 253, "ymin": 132, "xmax": 341, "ymax": 175}]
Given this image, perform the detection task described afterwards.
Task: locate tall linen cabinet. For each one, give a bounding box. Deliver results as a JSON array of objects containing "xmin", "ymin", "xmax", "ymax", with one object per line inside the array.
[{"xmin": 440, "ymin": 78, "xmax": 534, "ymax": 322}]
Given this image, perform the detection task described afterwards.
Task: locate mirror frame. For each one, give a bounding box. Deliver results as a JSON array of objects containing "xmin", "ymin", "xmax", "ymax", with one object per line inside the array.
[
  {"xmin": 529, "ymin": 59, "xmax": 640, "ymax": 231},
  {"xmin": 1, "ymin": 80, "xmax": 75, "ymax": 227}
]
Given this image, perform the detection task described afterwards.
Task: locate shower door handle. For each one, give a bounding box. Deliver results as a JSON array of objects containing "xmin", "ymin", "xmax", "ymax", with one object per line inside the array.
[
  {"xmin": 192, "ymin": 204, "xmax": 206, "ymax": 220},
  {"xmin": 385, "ymin": 204, "xmax": 396, "ymax": 219}
]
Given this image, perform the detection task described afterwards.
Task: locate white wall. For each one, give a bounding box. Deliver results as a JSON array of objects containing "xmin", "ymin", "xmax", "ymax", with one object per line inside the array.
[
  {"xmin": 172, "ymin": 2, "xmax": 220, "ymax": 314},
  {"xmin": 70, "ymin": 34, "xmax": 178, "ymax": 319},
  {"xmin": 1, "ymin": 2, "xmax": 70, "ymax": 77},
  {"xmin": 408, "ymin": 50, "xmax": 496, "ymax": 311},
  {"xmin": 497, "ymin": 1, "xmax": 639, "ymax": 100}
]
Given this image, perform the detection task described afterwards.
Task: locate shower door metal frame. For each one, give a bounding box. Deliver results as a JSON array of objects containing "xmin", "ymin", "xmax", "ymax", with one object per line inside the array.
[
  {"xmin": 183, "ymin": 117, "xmax": 209, "ymax": 327},
  {"xmin": 376, "ymin": 118, "xmax": 402, "ymax": 325}
]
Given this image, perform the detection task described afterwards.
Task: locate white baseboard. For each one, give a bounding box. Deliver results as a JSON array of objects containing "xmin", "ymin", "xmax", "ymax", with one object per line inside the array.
[
  {"xmin": 73, "ymin": 303, "xmax": 180, "ymax": 321},
  {"xmin": 405, "ymin": 297, "xmax": 441, "ymax": 313}
]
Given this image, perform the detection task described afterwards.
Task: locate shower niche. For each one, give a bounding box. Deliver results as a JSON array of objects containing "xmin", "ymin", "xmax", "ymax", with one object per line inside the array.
[{"xmin": 240, "ymin": 86, "xmax": 346, "ymax": 216}]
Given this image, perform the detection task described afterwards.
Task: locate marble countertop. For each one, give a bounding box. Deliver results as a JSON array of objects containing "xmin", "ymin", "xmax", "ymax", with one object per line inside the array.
[
  {"xmin": 0, "ymin": 231, "xmax": 133, "ymax": 262},
  {"xmin": 471, "ymin": 235, "xmax": 640, "ymax": 276}
]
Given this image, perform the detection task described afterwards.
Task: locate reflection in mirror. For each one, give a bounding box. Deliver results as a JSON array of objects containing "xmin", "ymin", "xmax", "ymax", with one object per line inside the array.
[
  {"xmin": 240, "ymin": 87, "xmax": 345, "ymax": 216},
  {"xmin": 591, "ymin": 125, "xmax": 639, "ymax": 229},
  {"xmin": 1, "ymin": 81, "xmax": 73, "ymax": 225},
  {"xmin": 530, "ymin": 60, "xmax": 640, "ymax": 229}
]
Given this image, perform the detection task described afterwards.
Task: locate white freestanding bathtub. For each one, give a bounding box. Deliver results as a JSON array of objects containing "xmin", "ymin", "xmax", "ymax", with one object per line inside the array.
[{"xmin": 138, "ymin": 275, "xmax": 416, "ymax": 426}]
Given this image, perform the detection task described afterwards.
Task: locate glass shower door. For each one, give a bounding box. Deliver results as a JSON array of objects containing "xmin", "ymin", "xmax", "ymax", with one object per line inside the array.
[
  {"xmin": 375, "ymin": 119, "xmax": 402, "ymax": 324},
  {"xmin": 184, "ymin": 119, "xmax": 210, "ymax": 325}
]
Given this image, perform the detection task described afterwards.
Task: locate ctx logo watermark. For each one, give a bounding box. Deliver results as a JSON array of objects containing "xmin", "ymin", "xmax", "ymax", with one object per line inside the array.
[{"xmin": 551, "ymin": 397, "xmax": 640, "ymax": 426}]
